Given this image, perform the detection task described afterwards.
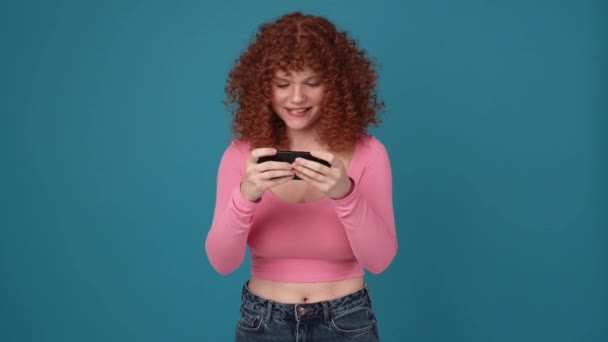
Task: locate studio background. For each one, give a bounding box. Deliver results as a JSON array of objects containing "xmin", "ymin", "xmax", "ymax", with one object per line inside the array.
[{"xmin": 1, "ymin": 0, "xmax": 606, "ymax": 341}]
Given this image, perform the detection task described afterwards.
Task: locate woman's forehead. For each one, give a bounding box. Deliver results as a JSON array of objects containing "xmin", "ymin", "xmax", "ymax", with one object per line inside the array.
[{"xmin": 274, "ymin": 68, "xmax": 320, "ymax": 78}]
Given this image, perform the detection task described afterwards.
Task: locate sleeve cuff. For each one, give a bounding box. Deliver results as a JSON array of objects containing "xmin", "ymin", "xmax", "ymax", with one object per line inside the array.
[
  {"xmin": 331, "ymin": 179, "xmax": 360, "ymax": 208},
  {"xmin": 232, "ymin": 186, "xmax": 259, "ymax": 213}
]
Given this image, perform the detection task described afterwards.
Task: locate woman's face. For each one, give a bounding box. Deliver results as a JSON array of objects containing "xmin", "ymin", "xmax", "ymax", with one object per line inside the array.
[{"xmin": 271, "ymin": 69, "xmax": 325, "ymax": 134}]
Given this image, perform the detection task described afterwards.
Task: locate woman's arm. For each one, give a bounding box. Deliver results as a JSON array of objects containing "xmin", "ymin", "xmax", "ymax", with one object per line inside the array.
[
  {"xmin": 331, "ymin": 139, "xmax": 398, "ymax": 274},
  {"xmin": 205, "ymin": 142, "xmax": 257, "ymax": 275}
]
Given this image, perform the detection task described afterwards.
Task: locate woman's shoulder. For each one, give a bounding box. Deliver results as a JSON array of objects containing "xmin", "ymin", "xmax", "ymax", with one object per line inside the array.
[
  {"xmin": 348, "ymin": 134, "xmax": 390, "ymax": 179},
  {"xmin": 221, "ymin": 139, "xmax": 251, "ymax": 159},
  {"xmin": 228, "ymin": 139, "xmax": 251, "ymax": 151},
  {"xmin": 357, "ymin": 134, "xmax": 388, "ymax": 155}
]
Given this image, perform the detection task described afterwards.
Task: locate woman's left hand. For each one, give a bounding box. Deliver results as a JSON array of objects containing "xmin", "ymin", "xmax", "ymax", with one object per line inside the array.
[{"xmin": 292, "ymin": 151, "xmax": 353, "ymax": 199}]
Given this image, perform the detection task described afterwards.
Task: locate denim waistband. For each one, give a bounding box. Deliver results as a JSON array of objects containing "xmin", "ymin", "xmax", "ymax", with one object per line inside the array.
[{"xmin": 240, "ymin": 282, "xmax": 372, "ymax": 322}]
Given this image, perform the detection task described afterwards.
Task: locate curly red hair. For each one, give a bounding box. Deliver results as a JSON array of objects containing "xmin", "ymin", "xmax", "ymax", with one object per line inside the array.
[{"xmin": 224, "ymin": 12, "xmax": 383, "ymax": 152}]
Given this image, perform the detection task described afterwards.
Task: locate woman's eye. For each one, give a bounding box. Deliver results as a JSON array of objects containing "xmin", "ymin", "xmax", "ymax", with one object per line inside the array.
[
  {"xmin": 275, "ymin": 84, "xmax": 289, "ymax": 88},
  {"xmin": 306, "ymin": 82, "xmax": 320, "ymax": 87}
]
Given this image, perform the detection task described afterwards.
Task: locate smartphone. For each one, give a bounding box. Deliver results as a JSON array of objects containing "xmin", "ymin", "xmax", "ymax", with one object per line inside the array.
[{"xmin": 257, "ymin": 151, "xmax": 330, "ymax": 180}]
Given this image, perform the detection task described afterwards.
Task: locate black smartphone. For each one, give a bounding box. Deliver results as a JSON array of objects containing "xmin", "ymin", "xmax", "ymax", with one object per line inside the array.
[{"xmin": 257, "ymin": 151, "xmax": 330, "ymax": 180}]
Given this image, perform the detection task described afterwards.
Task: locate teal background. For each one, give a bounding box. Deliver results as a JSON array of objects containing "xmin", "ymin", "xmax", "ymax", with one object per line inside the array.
[{"xmin": 1, "ymin": 0, "xmax": 606, "ymax": 341}]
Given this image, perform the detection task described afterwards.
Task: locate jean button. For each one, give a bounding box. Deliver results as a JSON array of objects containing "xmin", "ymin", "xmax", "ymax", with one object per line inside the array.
[{"xmin": 297, "ymin": 306, "xmax": 307, "ymax": 315}]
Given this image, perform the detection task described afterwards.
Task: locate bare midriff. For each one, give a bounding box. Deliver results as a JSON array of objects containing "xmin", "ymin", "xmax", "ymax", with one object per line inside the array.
[{"xmin": 247, "ymin": 276, "xmax": 365, "ymax": 304}]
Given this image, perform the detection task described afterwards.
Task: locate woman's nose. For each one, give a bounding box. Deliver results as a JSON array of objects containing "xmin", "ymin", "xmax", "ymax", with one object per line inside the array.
[{"xmin": 290, "ymin": 85, "xmax": 306, "ymax": 103}]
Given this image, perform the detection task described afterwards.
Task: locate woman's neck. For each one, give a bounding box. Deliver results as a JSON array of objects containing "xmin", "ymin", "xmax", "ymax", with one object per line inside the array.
[{"xmin": 287, "ymin": 129, "xmax": 325, "ymax": 151}]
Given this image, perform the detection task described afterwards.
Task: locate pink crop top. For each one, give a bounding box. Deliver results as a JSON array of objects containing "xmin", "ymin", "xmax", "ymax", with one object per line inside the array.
[{"xmin": 205, "ymin": 134, "xmax": 397, "ymax": 282}]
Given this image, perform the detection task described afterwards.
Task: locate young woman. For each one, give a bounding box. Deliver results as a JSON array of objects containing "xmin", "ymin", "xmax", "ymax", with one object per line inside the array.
[{"xmin": 205, "ymin": 11, "xmax": 397, "ymax": 341}]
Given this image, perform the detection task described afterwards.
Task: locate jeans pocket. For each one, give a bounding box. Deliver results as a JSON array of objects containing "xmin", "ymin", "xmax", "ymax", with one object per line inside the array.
[
  {"xmin": 236, "ymin": 306, "xmax": 264, "ymax": 333},
  {"xmin": 329, "ymin": 305, "xmax": 376, "ymax": 336}
]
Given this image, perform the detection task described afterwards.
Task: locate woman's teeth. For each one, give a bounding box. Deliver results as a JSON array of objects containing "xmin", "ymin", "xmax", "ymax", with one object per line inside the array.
[{"xmin": 288, "ymin": 108, "xmax": 309, "ymax": 114}]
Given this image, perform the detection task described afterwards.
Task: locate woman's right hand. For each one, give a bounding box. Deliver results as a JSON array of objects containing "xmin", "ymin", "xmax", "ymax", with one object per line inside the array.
[{"xmin": 240, "ymin": 148, "xmax": 294, "ymax": 202}]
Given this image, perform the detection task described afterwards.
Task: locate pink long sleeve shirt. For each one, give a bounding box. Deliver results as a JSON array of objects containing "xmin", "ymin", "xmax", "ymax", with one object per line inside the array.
[{"xmin": 205, "ymin": 134, "xmax": 397, "ymax": 282}]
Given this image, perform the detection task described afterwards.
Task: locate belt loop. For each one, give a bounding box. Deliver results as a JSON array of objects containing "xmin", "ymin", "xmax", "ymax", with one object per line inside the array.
[
  {"xmin": 322, "ymin": 301, "xmax": 330, "ymax": 324},
  {"xmin": 364, "ymin": 284, "xmax": 373, "ymax": 305},
  {"xmin": 264, "ymin": 300, "xmax": 273, "ymax": 324}
]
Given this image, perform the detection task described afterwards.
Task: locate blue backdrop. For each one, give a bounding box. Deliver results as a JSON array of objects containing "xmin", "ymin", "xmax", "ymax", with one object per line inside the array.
[{"xmin": 1, "ymin": 0, "xmax": 606, "ymax": 341}]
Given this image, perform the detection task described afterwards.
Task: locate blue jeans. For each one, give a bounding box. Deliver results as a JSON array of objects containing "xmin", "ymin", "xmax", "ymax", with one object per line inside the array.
[{"xmin": 235, "ymin": 282, "xmax": 379, "ymax": 341}]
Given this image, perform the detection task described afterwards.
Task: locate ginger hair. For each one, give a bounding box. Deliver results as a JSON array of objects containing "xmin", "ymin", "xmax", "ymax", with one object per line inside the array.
[{"xmin": 224, "ymin": 11, "xmax": 383, "ymax": 151}]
